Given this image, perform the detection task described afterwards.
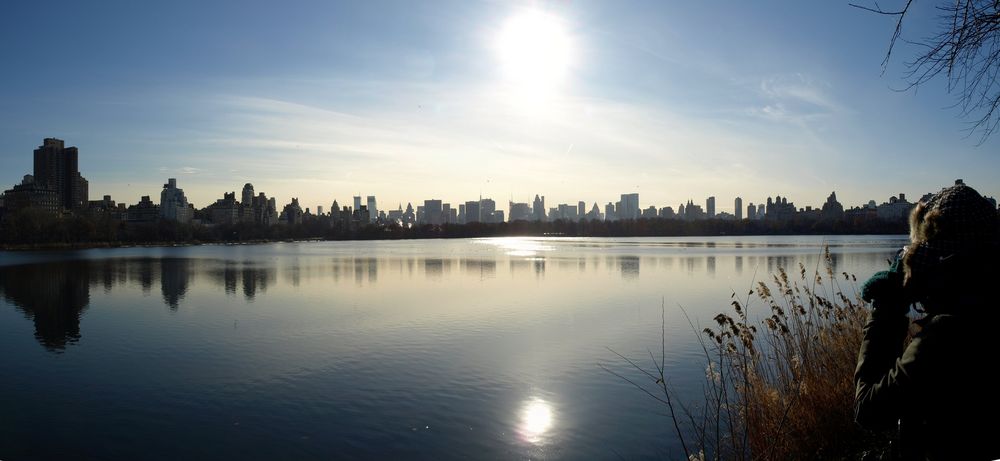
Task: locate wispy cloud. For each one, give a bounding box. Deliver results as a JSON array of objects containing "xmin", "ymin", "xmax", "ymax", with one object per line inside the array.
[
  {"xmin": 157, "ymin": 166, "xmax": 201, "ymax": 175},
  {"xmin": 750, "ymin": 74, "xmax": 846, "ymax": 127}
]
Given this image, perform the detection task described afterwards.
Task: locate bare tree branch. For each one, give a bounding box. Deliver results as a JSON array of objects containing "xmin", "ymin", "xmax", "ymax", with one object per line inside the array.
[{"xmin": 855, "ymin": 0, "xmax": 1000, "ymax": 143}]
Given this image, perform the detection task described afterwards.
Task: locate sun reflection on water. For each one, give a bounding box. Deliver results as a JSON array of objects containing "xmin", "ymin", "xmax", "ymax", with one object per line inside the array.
[
  {"xmin": 519, "ymin": 397, "xmax": 555, "ymax": 444},
  {"xmin": 482, "ymin": 237, "xmax": 555, "ymax": 257}
]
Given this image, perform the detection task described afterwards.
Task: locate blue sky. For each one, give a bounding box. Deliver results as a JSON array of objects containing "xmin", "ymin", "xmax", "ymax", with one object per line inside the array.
[{"xmin": 1, "ymin": 0, "xmax": 997, "ymax": 214}]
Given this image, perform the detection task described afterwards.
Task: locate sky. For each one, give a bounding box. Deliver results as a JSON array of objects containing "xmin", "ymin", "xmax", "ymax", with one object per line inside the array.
[{"xmin": 1, "ymin": 0, "xmax": 998, "ymax": 215}]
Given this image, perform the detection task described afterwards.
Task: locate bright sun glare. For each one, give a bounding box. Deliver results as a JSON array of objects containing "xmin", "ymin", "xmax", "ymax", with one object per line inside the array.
[
  {"xmin": 519, "ymin": 397, "xmax": 554, "ymax": 444},
  {"xmin": 496, "ymin": 10, "xmax": 572, "ymax": 89}
]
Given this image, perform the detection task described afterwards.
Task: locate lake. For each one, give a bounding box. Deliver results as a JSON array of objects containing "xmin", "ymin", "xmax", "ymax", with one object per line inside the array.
[{"xmin": 0, "ymin": 236, "xmax": 905, "ymax": 460}]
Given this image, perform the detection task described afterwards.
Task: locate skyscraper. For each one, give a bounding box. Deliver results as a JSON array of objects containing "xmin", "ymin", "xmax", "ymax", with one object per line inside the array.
[
  {"xmin": 353, "ymin": 196, "xmax": 362, "ymax": 214},
  {"xmin": 508, "ymin": 201, "xmax": 531, "ymax": 221},
  {"xmin": 33, "ymin": 138, "xmax": 88, "ymax": 210},
  {"xmin": 464, "ymin": 200, "xmax": 481, "ymax": 223},
  {"xmin": 242, "ymin": 183, "xmax": 254, "ymax": 205},
  {"xmin": 366, "ymin": 195, "xmax": 378, "ymax": 223},
  {"xmin": 480, "ymin": 198, "xmax": 496, "ymax": 223},
  {"xmin": 620, "ymin": 193, "xmax": 639, "ymax": 219},
  {"xmin": 735, "ymin": 197, "xmax": 743, "ymax": 220},
  {"xmin": 424, "ymin": 199, "xmax": 443, "ymax": 225},
  {"xmin": 160, "ymin": 178, "xmax": 192, "ymax": 223},
  {"xmin": 706, "ymin": 196, "xmax": 716, "ymax": 218},
  {"xmin": 532, "ymin": 195, "xmax": 545, "ymax": 221}
]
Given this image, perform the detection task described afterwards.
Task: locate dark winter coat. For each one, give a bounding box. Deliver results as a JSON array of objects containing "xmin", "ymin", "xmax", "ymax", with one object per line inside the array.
[{"xmin": 855, "ymin": 303, "xmax": 1000, "ymax": 460}]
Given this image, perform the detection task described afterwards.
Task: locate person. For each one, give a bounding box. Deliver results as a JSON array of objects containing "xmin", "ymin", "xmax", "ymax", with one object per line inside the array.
[{"xmin": 855, "ymin": 181, "xmax": 1000, "ymax": 460}]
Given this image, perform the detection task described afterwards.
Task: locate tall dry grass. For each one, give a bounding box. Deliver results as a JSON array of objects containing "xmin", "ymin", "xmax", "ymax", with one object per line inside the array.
[{"xmin": 608, "ymin": 248, "xmax": 894, "ymax": 460}]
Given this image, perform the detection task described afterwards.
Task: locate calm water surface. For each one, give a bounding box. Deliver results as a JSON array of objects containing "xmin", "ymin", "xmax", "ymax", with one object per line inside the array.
[{"xmin": 0, "ymin": 236, "xmax": 905, "ymax": 460}]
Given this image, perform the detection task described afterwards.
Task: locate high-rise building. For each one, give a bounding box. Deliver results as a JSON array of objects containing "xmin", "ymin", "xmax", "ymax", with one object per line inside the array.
[
  {"xmin": 605, "ymin": 202, "xmax": 615, "ymax": 221},
  {"xmin": 821, "ymin": 191, "xmax": 845, "ymax": 220},
  {"xmin": 509, "ymin": 201, "xmax": 531, "ymax": 222},
  {"xmin": 317, "ymin": 206, "xmax": 324, "ymax": 216},
  {"xmin": 403, "ymin": 203, "xmax": 415, "ymax": 226},
  {"xmin": 282, "ymin": 198, "xmax": 304, "ymax": 225},
  {"xmin": 424, "ymin": 200, "xmax": 443, "ymax": 225},
  {"xmin": 577, "ymin": 201, "xmax": 585, "ymax": 220},
  {"xmin": 128, "ymin": 196, "xmax": 160, "ymax": 223},
  {"xmin": 735, "ymin": 197, "xmax": 743, "ymax": 220},
  {"xmin": 242, "ymin": 183, "xmax": 254, "ymax": 205},
  {"xmin": 747, "ymin": 203, "xmax": 756, "ymax": 220},
  {"xmin": 366, "ymin": 195, "xmax": 377, "ymax": 223},
  {"xmin": 555, "ymin": 204, "xmax": 578, "ymax": 221},
  {"xmin": 684, "ymin": 200, "xmax": 705, "ymax": 220},
  {"xmin": 706, "ymin": 196, "xmax": 716, "ymax": 218},
  {"xmin": 619, "ymin": 193, "xmax": 639, "ymax": 220},
  {"xmin": 532, "ymin": 195, "xmax": 546, "ymax": 221},
  {"xmin": 442, "ymin": 203, "xmax": 453, "ymax": 224},
  {"xmin": 206, "ymin": 191, "xmax": 240, "ymax": 224},
  {"xmin": 2, "ymin": 174, "xmax": 60, "ymax": 214},
  {"xmin": 353, "ymin": 196, "xmax": 362, "ymax": 214},
  {"xmin": 33, "ymin": 138, "xmax": 88, "ymax": 210},
  {"xmin": 587, "ymin": 203, "xmax": 603, "ymax": 220},
  {"xmin": 160, "ymin": 178, "xmax": 192, "ymax": 223},
  {"xmin": 480, "ymin": 198, "xmax": 496, "ymax": 223},
  {"xmin": 464, "ymin": 200, "xmax": 481, "ymax": 223},
  {"xmin": 757, "ymin": 203, "xmax": 765, "ymax": 219}
]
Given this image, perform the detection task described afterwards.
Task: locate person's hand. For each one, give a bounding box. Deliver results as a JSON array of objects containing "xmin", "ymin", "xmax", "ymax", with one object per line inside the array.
[{"xmin": 861, "ymin": 253, "xmax": 910, "ymax": 316}]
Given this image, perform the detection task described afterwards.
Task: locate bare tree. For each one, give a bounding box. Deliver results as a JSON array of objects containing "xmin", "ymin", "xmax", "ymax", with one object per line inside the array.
[{"xmin": 852, "ymin": 0, "xmax": 1000, "ymax": 143}]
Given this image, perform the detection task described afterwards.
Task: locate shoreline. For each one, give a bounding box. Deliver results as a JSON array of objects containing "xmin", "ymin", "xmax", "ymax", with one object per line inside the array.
[{"xmin": 0, "ymin": 232, "xmax": 909, "ymax": 252}]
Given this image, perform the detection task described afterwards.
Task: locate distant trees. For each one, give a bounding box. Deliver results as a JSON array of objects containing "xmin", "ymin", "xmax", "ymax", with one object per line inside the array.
[
  {"xmin": 0, "ymin": 213, "xmax": 911, "ymax": 248},
  {"xmin": 853, "ymin": 0, "xmax": 1000, "ymax": 142}
]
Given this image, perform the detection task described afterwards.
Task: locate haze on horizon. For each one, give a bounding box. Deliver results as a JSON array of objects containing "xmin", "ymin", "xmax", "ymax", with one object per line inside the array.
[{"xmin": 1, "ymin": 0, "xmax": 998, "ymax": 214}]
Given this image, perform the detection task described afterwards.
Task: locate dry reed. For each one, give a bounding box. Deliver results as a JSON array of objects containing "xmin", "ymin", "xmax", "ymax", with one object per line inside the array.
[{"xmin": 607, "ymin": 247, "xmax": 894, "ymax": 460}]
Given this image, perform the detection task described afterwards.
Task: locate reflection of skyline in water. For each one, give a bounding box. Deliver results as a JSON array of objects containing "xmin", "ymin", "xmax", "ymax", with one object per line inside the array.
[
  {"xmin": 0, "ymin": 262, "xmax": 89, "ymax": 352},
  {"xmin": 0, "ymin": 238, "xmax": 901, "ymax": 353}
]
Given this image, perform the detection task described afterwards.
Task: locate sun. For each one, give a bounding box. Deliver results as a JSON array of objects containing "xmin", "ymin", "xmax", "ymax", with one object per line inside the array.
[{"xmin": 496, "ymin": 10, "xmax": 572, "ymax": 89}]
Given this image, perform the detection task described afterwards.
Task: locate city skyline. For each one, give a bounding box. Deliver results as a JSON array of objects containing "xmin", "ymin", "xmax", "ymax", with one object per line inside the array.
[
  {"xmin": 2, "ymin": 2, "xmax": 1000, "ymax": 211},
  {"xmin": 5, "ymin": 138, "xmax": 996, "ymax": 223}
]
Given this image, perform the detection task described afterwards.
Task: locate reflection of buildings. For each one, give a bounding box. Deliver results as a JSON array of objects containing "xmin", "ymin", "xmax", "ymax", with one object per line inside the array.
[
  {"xmin": 0, "ymin": 257, "xmax": 291, "ymax": 351},
  {"xmin": 353, "ymin": 257, "xmax": 378, "ymax": 285},
  {"xmin": 223, "ymin": 263, "xmax": 238, "ymax": 294},
  {"xmin": 242, "ymin": 265, "xmax": 276, "ymax": 301},
  {"xmin": 618, "ymin": 256, "xmax": 639, "ymax": 279},
  {"xmin": 423, "ymin": 258, "xmax": 446, "ymax": 278},
  {"xmin": 0, "ymin": 262, "xmax": 90, "ymax": 351},
  {"xmin": 160, "ymin": 259, "xmax": 192, "ymax": 310}
]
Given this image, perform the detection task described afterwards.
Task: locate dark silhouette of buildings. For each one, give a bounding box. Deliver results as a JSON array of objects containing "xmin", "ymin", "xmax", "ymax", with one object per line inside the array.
[
  {"xmin": 33, "ymin": 138, "xmax": 88, "ymax": 211},
  {"xmin": 127, "ymin": 195, "xmax": 160, "ymax": 223},
  {"xmin": 2, "ymin": 175, "xmax": 61, "ymax": 215},
  {"xmin": 533, "ymin": 195, "xmax": 546, "ymax": 221},
  {"xmin": 821, "ymin": 192, "xmax": 845, "ymax": 220},
  {"xmin": 160, "ymin": 178, "xmax": 192, "ymax": 223},
  {"xmin": 765, "ymin": 196, "xmax": 796, "ymax": 220}
]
